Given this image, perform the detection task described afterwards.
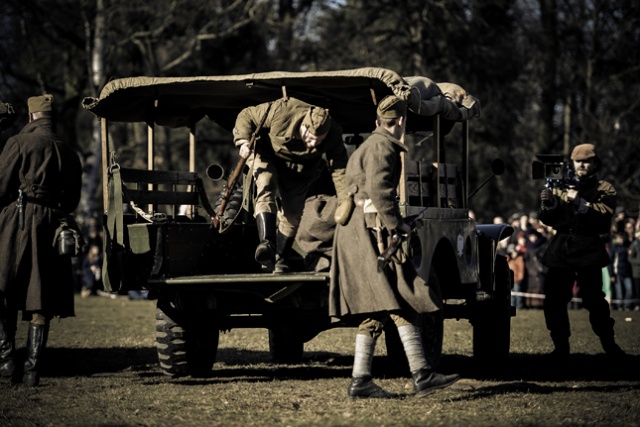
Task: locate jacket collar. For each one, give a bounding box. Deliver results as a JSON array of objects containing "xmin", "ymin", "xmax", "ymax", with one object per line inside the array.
[{"xmin": 372, "ymin": 127, "xmax": 407, "ymax": 152}]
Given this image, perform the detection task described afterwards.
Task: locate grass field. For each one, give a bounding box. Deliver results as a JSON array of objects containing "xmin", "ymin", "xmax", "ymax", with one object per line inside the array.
[{"xmin": 1, "ymin": 295, "xmax": 639, "ymax": 426}]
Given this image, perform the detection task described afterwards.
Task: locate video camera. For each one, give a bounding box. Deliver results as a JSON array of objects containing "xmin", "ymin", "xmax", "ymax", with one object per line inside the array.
[{"xmin": 531, "ymin": 154, "xmax": 578, "ymax": 189}]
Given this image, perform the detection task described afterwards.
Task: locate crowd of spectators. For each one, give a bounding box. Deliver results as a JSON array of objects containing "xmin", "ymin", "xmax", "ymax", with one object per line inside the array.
[{"xmin": 489, "ymin": 209, "xmax": 640, "ymax": 311}]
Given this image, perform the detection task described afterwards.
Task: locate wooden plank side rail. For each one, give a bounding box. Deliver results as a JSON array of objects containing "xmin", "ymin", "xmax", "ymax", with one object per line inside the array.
[
  {"xmin": 403, "ymin": 161, "xmax": 462, "ymax": 208},
  {"xmin": 119, "ymin": 168, "xmax": 199, "ymax": 185},
  {"xmin": 118, "ymin": 167, "xmax": 203, "ymax": 217}
]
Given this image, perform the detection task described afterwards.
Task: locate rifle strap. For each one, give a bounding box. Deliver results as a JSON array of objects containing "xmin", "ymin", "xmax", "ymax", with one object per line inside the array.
[
  {"xmin": 107, "ymin": 164, "xmax": 124, "ymax": 245},
  {"xmin": 195, "ymin": 177, "xmax": 217, "ymax": 219}
]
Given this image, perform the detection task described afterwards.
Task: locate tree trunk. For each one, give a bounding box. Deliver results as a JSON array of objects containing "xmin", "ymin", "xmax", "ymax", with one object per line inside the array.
[
  {"xmin": 80, "ymin": 0, "xmax": 107, "ymax": 222},
  {"xmin": 538, "ymin": 0, "xmax": 558, "ymax": 153}
]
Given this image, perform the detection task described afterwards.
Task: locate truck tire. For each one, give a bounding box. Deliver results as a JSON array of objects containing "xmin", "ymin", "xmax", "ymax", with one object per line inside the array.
[
  {"xmin": 268, "ymin": 325, "xmax": 304, "ymax": 363},
  {"xmin": 156, "ymin": 298, "xmax": 219, "ymax": 377},
  {"xmin": 472, "ymin": 254, "xmax": 512, "ymax": 364}
]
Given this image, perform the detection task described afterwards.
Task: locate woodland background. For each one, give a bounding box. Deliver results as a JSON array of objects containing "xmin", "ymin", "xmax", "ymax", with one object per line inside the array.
[{"xmin": 1, "ymin": 0, "xmax": 639, "ymax": 224}]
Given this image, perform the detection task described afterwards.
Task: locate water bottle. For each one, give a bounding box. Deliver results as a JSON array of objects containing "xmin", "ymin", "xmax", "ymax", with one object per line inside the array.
[{"xmin": 57, "ymin": 229, "xmax": 76, "ymax": 256}]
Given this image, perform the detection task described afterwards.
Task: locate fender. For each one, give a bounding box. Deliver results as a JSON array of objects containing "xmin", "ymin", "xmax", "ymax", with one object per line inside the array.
[{"xmin": 476, "ymin": 223, "xmax": 514, "ymax": 244}]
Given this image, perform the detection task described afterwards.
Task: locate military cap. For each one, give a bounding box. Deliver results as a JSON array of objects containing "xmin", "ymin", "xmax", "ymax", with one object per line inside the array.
[
  {"xmin": 28, "ymin": 94, "xmax": 54, "ymax": 113},
  {"xmin": 303, "ymin": 106, "xmax": 332, "ymax": 135},
  {"xmin": 377, "ymin": 95, "xmax": 407, "ymax": 119},
  {"xmin": 571, "ymin": 143, "xmax": 597, "ymax": 161}
]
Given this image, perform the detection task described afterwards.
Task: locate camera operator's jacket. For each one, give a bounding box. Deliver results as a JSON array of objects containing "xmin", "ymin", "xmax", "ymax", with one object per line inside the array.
[
  {"xmin": 329, "ymin": 127, "xmax": 440, "ymax": 319},
  {"xmin": 0, "ymin": 118, "xmax": 82, "ymax": 317},
  {"xmin": 538, "ymin": 175, "xmax": 615, "ymax": 268}
]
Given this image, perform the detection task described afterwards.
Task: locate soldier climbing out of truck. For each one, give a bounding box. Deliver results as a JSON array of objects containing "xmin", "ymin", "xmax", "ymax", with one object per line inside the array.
[{"xmin": 232, "ymin": 97, "xmax": 348, "ymax": 274}]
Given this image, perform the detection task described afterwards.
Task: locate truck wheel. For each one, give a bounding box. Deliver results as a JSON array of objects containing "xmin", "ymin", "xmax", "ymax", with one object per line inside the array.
[
  {"xmin": 384, "ymin": 311, "xmax": 444, "ymax": 375},
  {"xmin": 268, "ymin": 325, "xmax": 304, "ymax": 363},
  {"xmin": 472, "ymin": 255, "xmax": 512, "ymax": 364},
  {"xmin": 156, "ymin": 298, "xmax": 219, "ymax": 377}
]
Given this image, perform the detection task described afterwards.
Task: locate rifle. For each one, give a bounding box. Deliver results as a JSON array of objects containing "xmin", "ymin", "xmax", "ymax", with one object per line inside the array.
[
  {"xmin": 212, "ymin": 102, "xmax": 272, "ymax": 230},
  {"xmin": 377, "ymin": 206, "xmax": 429, "ymax": 272}
]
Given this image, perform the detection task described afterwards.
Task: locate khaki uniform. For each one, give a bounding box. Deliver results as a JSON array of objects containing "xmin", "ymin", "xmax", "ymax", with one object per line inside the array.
[{"xmin": 233, "ymin": 97, "xmax": 347, "ymax": 237}]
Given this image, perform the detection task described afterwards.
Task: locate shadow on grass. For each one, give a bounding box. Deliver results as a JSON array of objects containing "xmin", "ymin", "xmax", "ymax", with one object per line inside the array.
[
  {"xmin": 441, "ymin": 352, "xmax": 640, "ymax": 383},
  {"xmin": 25, "ymin": 346, "xmax": 640, "ymax": 386}
]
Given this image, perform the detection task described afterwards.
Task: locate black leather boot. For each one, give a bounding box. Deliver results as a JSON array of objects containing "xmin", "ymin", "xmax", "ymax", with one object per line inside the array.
[
  {"xmin": 22, "ymin": 322, "xmax": 49, "ymax": 387},
  {"xmin": 274, "ymin": 231, "xmax": 295, "ymax": 274},
  {"xmin": 600, "ymin": 336, "xmax": 626, "ymax": 359},
  {"xmin": 348, "ymin": 376, "xmax": 395, "ymax": 399},
  {"xmin": 0, "ymin": 316, "xmax": 16, "ymax": 379},
  {"xmin": 255, "ymin": 212, "xmax": 277, "ymax": 271},
  {"xmin": 412, "ymin": 368, "xmax": 461, "ymax": 398},
  {"xmin": 549, "ymin": 335, "xmax": 570, "ymax": 361}
]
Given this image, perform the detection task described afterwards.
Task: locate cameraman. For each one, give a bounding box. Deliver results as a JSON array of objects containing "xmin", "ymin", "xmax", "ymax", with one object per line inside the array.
[{"xmin": 538, "ymin": 143, "xmax": 625, "ymax": 360}]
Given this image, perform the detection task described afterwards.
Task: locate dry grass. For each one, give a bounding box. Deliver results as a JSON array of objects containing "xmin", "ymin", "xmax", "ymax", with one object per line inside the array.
[{"xmin": 1, "ymin": 296, "xmax": 639, "ymax": 427}]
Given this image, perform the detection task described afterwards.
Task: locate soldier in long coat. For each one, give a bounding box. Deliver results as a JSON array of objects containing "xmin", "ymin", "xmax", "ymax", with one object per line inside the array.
[
  {"xmin": 329, "ymin": 95, "xmax": 459, "ymax": 399},
  {"xmin": 233, "ymin": 97, "xmax": 347, "ymax": 273},
  {"xmin": 0, "ymin": 95, "xmax": 82, "ymax": 386},
  {"xmin": 539, "ymin": 143, "xmax": 625, "ymax": 360}
]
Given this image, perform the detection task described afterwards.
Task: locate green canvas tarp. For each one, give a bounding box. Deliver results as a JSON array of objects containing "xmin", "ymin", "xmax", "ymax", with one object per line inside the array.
[{"xmin": 82, "ymin": 67, "xmax": 447, "ymax": 134}]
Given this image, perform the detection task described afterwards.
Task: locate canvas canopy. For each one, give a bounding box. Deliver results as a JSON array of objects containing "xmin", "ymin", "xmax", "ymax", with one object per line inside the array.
[{"xmin": 82, "ymin": 67, "xmax": 454, "ymax": 134}]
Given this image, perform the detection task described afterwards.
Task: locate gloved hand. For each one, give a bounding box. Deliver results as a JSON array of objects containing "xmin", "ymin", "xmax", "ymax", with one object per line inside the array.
[{"xmin": 540, "ymin": 189, "xmax": 555, "ymax": 208}]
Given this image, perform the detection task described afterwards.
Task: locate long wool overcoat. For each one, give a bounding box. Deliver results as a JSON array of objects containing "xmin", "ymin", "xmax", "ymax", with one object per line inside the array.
[
  {"xmin": 329, "ymin": 127, "xmax": 440, "ymax": 320},
  {"xmin": 0, "ymin": 118, "xmax": 82, "ymax": 317}
]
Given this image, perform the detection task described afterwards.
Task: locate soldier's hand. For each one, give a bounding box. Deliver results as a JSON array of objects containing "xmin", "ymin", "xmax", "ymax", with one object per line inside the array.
[
  {"xmin": 238, "ymin": 142, "xmax": 251, "ymax": 159},
  {"xmin": 540, "ymin": 189, "xmax": 554, "ymax": 207},
  {"xmin": 397, "ymin": 222, "xmax": 412, "ymax": 236}
]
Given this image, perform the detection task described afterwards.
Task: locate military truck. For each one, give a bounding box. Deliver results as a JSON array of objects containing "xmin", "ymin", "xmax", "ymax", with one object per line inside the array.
[{"xmin": 82, "ymin": 67, "xmax": 514, "ymax": 377}]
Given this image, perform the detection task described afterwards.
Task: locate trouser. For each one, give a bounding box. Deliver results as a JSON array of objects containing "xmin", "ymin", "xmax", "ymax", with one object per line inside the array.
[
  {"xmin": 614, "ymin": 275, "xmax": 634, "ymax": 309},
  {"xmin": 544, "ymin": 266, "xmax": 616, "ymax": 342},
  {"xmin": 353, "ymin": 312, "xmax": 429, "ymax": 378},
  {"xmin": 356, "ymin": 313, "xmax": 414, "ymax": 338},
  {"xmin": 248, "ymin": 152, "xmax": 318, "ymax": 237}
]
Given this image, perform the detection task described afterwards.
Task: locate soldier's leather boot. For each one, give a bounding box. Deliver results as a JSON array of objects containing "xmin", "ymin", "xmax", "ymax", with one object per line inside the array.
[
  {"xmin": 412, "ymin": 368, "xmax": 461, "ymax": 398},
  {"xmin": 549, "ymin": 335, "xmax": 570, "ymax": 362},
  {"xmin": 348, "ymin": 333, "xmax": 394, "ymax": 399},
  {"xmin": 600, "ymin": 336, "xmax": 626, "ymax": 360},
  {"xmin": 0, "ymin": 316, "xmax": 16, "ymax": 379},
  {"xmin": 22, "ymin": 322, "xmax": 49, "ymax": 387},
  {"xmin": 348, "ymin": 376, "xmax": 394, "ymax": 399},
  {"xmin": 274, "ymin": 231, "xmax": 295, "ymax": 274},
  {"xmin": 255, "ymin": 212, "xmax": 277, "ymax": 271}
]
